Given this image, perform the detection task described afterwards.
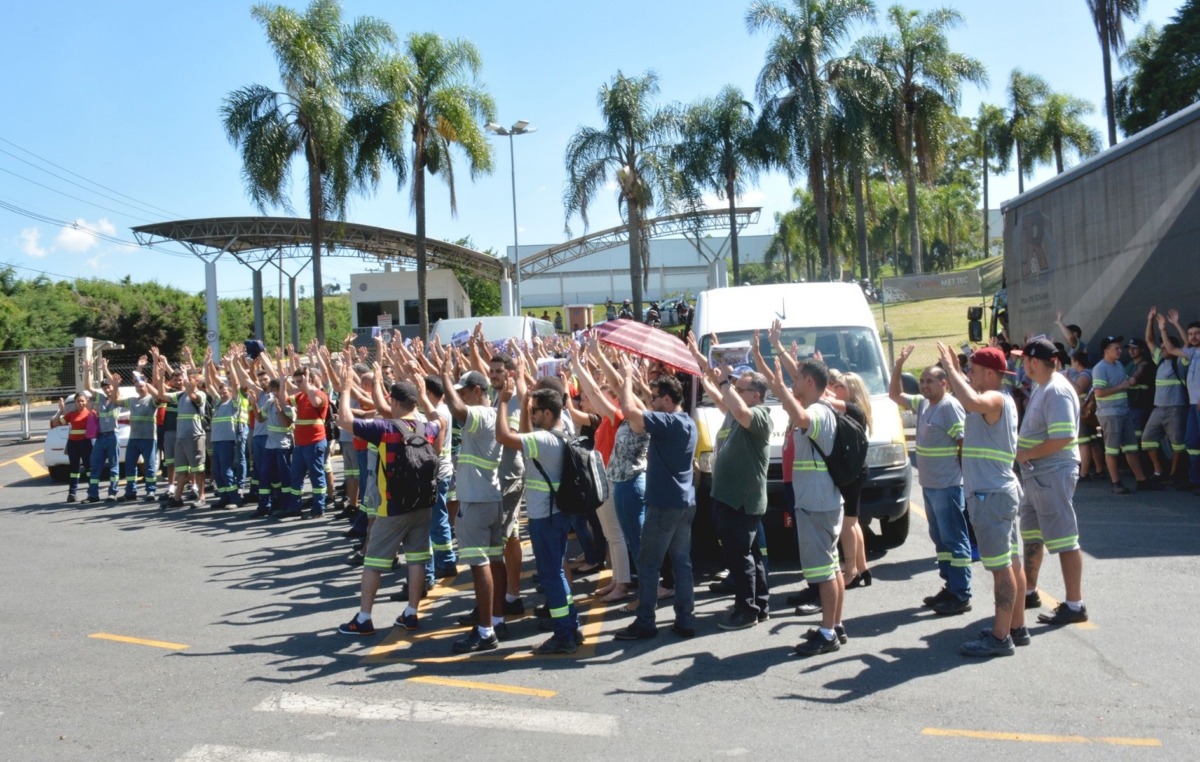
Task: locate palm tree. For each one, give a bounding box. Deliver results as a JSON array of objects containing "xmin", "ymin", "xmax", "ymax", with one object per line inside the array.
[
  {"xmin": 1031, "ymin": 93, "xmax": 1102, "ymax": 174},
  {"xmin": 564, "ymin": 71, "xmax": 679, "ymax": 318},
  {"xmin": 976, "ymin": 103, "xmax": 1010, "ymax": 256},
  {"xmin": 857, "ymin": 5, "xmax": 986, "ymax": 275},
  {"xmin": 1086, "ymin": 0, "xmax": 1146, "ymax": 147},
  {"xmin": 1006, "ymin": 69, "xmax": 1049, "ymax": 194},
  {"xmin": 676, "ymin": 86, "xmax": 765, "ymax": 285},
  {"xmin": 764, "ymin": 208, "xmax": 805, "ymax": 281},
  {"xmin": 930, "ymin": 182, "xmax": 975, "ymax": 269},
  {"xmin": 747, "ymin": 0, "xmax": 877, "ymax": 282},
  {"xmin": 222, "ymin": 0, "xmax": 393, "ymax": 345},
  {"xmin": 1115, "ymin": 22, "xmax": 1160, "ymax": 130}
]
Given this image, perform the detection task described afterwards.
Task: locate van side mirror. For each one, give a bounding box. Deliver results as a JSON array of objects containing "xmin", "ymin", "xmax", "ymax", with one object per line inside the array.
[
  {"xmin": 968, "ymin": 320, "xmax": 983, "ymax": 343},
  {"xmin": 901, "ymin": 372, "xmax": 920, "ymax": 395},
  {"xmin": 967, "ymin": 306, "xmax": 983, "ymax": 320}
]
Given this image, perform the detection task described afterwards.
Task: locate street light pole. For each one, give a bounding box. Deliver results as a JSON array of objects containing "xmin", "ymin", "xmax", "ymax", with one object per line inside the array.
[{"xmin": 486, "ymin": 121, "xmax": 536, "ymax": 316}]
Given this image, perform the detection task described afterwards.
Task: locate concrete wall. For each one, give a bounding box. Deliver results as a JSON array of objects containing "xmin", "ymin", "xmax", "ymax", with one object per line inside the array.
[{"xmin": 349, "ymin": 269, "xmax": 470, "ymax": 329}]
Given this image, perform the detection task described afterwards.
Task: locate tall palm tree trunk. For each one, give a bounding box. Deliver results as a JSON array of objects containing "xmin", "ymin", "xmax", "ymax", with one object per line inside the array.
[
  {"xmin": 308, "ymin": 156, "xmax": 326, "ymax": 346},
  {"xmin": 1099, "ymin": 11, "xmax": 1118, "ymax": 147},
  {"xmin": 982, "ymin": 158, "xmax": 990, "ymax": 256},
  {"xmin": 810, "ymin": 146, "xmax": 832, "ymax": 282},
  {"xmin": 1016, "ymin": 141, "xmax": 1025, "ymax": 194},
  {"xmin": 627, "ymin": 200, "xmax": 644, "ymax": 316},
  {"xmin": 904, "ymin": 114, "xmax": 923, "ymax": 274},
  {"xmin": 414, "ymin": 153, "xmax": 429, "ymax": 340},
  {"xmin": 784, "ymin": 244, "xmax": 792, "ymax": 282},
  {"xmin": 726, "ymin": 178, "xmax": 741, "ymax": 286},
  {"xmin": 1055, "ymin": 136, "xmax": 1065, "ymax": 174},
  {"xmin": 852, "ymin": 164, "xmax": 869, "ymax": 285},
  {"xmin": 805, "ymin": 237, "xmax": 813, "ymax": 282}
]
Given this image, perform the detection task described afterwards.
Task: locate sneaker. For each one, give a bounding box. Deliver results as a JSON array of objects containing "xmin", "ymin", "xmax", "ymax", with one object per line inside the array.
[
  {"xmin": 960, "ymin": 633, "xmax": 1015, "ymax": 657},
  {"xmin": 794, "ymin": 629, "xmax": 840, "ymax": 656},
  {"xmin": 494, "ymin": 622, "xmax": 510, "ymax": 641},
  {"xmin": 117, "ymin": 494, "xmax": 136, "ymax": 503},
  {"xmin": 1110, "ymin": 481, "xmax": 1130, "ymax": 495},
  {"xmin": 708, "ymin": 577, "xmax": 737, "ymax": 595},
  {"xmin": 346, "ymin": 553, "xmax": 364, "ymax": 568},
  {"xmin": 338, "ymin": 615, "xmax": 376, "ymax": 636},
  {"xmin": 167, "ymin": 499, "xmax": 186, "ymax": 509},
  {"xmin": 786, "ymin": 587, "xmax": 818, "ymax": 606},
  {"xmin": 533, "ymin": 604, "xmax": 550, "ymax": 620},
  {"xmin": 613, "ymin": 623, "xmax": 658, "ymax": 641},
  {"xmin": 394, "ymin": 611, "xmax": 419, "ymax": 631},
  {"xmin": 457, "ymin": 607, "xmax": 481, "ymax": 626},
  {"xmin": 981, "ymin": 626, "xmax": 1031, "ymax": 646},
  {"xmin": 806, "ymin": 625, "xmax": 848, "ymax": 645},
  {"xmin": 452, "ymin": 630, "xmax": 499, "ymax": 654},
  {"xmin": 794, "ymin": 600, "xmax": 822, "ymax": 616},
  {"xmin": 82, "ymin": 496, "xmax": 102, "ymax": 504},
  {"xmin": 141, "ymin": 494, "xmax": 157, "ymax": 502},
  {"xmin": 1024, "ymin": 590, "xmax": 1043, "ymax": 609},
  {"xmin": 1136, "ymin": 479, "xmax": 1164, "ymax": 492},
  {"xmin": 1037, "ymin": 602, "xmax": 1089, "ymax": 626},
  {"xmin": 671, "ymin": 623, "xmax": 696, "ymax": 639},
  {"xmin": 923, "ymin": 587, "xmax": 954, "ymax": 608},
  {"xmin": 533, "ymin": 635, "xmax": 578, "ymax": 655},
  {"xmin": 757, "ymin": 609, "xmax": 770, "ymax": 623},
  {"xmin": 717, "ymin": 608, "xmax": 758, "ymax": 631},
  {"xmin": 66, "ymin": 494, "xmax": 77, "ymax": 503},
  {"xmin": 930, "ymin": 595, "xmax": 973, "ymax": 616},
  {"xmin": 504, "ymin": 598, "xmax": 526, "ymax": 616}
]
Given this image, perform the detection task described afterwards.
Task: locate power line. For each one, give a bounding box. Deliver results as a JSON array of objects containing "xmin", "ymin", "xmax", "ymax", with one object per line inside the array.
[
  {"xmin": 0, "ymin": 135, "xmax": 183, "ymax": 218},
  {"xmin": 0, "ymin": 147, "xmax": 168, "ymax": 220},
  {"xmin": 0, "ymin": 198, "xmax": 192, "ymax": 259},
  {"xmin": 0, "ymin": 166, "xmax": 157, "ymax": 224}
]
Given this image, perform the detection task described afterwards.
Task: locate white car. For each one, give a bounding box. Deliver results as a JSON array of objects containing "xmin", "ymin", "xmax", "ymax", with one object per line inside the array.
[{"xmin": 45, "ymin": 388, "xmax": 135, "ymax": 482}]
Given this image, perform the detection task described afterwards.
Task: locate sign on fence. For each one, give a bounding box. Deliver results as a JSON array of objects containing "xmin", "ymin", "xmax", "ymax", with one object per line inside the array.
[{"xmin": 882, "ymin": 269, "xmax": 981, "ymax": 303}]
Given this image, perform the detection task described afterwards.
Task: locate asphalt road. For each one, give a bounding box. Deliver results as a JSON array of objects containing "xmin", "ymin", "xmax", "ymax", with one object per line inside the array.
[{"xmin": 1, "ymin": 440, "xmax": 1197, "ymax": 761}]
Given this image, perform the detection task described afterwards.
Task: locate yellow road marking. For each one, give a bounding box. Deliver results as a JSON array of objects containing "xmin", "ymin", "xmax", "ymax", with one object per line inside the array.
[
  {"xmin": 922, "ymin": 728, "xmax": 1160, "ymax": 746},
  {"xmin": 1035, "ymin": 590, "xmax": 1099, "ymax": 630},
  {"xmin": 406, "ymin": 675, "xmax": 557, "ymax": 698},
  {"xmin": 0, "ymin": 447, "xmax": 44, "ymax": 468},
  {"xmin": 16, "ymin": 455, "xmax": 48, "ymax": 479},
  {"xmin": 88, "ymin": 633, "xmax": 189, "ymax": 650},
  {"xmin": 909, "ymin": 500, "xmax": 926, "ymax": 520},
  {"xmin": 362, "ymin": 577, "xmax": 475, "ymax": 661}
]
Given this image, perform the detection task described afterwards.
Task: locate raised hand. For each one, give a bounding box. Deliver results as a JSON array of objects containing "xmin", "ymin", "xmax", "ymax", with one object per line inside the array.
[
  {"xmin": 497, "ymin": 374, "xmax": 514, "ymax": 404},
  {"xmin": 1157, "ymin": 313, "xmax": 1167, "ymax": 331},
  {"xmin": 1149, "ymin": 306, "xmax": 1158, "ymax": 321},
  {"xmin": 137, "ymin": 355, "xmax": 148, "ymax": 368},
  {"xmin": 1168, "ymin": 309, "xmax": 1181, "ymax": 325},
  {"xmin": 935, "ymin": 341, "xmax": 957, "ymax": 371},
  {"xmin": 768, "ymin": 318, "xmax": 782, "ymax": 348},
  {"xmin": 896, "ymin": 344, "xmax": 916, "ymax": 367}
]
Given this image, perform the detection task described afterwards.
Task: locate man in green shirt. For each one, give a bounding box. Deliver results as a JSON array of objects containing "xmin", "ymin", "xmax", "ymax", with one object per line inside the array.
[{"xmin": 700, "ymin": 362, "xmax": 772, "ymax": 631}]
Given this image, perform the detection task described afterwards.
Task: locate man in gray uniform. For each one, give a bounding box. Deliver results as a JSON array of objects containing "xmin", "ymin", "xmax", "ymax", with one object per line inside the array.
[
  {"xmin": 121, "ymin": 360, "xmax": 162, "ymax": 502},
  {"xmin": 1143, "ymin": 308, "xmax": 1190, "ymax": 484},
  {"xmin": 1092, "ymin": 335, "xmax": 1149, "ymax": 493},
  {"xmin": 1018, "ymin": 339, "xmax": 1088, "ymax": 626},
  {"xmin": 165, "ymin": 372, "xmax": 209, "ymax": 509},
  {"xmin": 938, "ymin": 344, "xmax": 1029, "ymax": 657}
]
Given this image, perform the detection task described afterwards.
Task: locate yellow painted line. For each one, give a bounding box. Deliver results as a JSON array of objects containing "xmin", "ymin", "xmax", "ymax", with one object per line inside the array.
[
  {"xmin": 88, "ymin": 633, "xmax": 189, "ymax": 651},
  {"xmin": 909, "ymin": 500, "xmax": 926, "ymax": 520},
  {"xmin": 407, "ymin": 675, "xmax": 557, "ymax": 698},
  {"xmin": 16, "ymin": 455, "xmax": 48, "ymax": 479},
  {"xmin": 1036, "ymin": 590, "xmax": 1099, "ymax": 630},
  {"xmin": 0, "ymin": 447, "xmax": 44, "ymax": 468},
  {"xmin": 362, "ymin": 577, "xmax": 475, "ymax": 661},
  {"xmin": 922, "ymin": 728, "xmax": 1160, "ymax": 747}
]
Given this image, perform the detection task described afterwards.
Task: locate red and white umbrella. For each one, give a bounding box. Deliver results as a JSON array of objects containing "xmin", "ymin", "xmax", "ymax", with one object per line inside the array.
[{"xmin": 589, "ymin": 319, "xmax": 700, "ymax": 376}]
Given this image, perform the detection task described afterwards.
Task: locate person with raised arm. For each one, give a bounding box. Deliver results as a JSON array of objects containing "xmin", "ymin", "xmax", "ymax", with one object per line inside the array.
[{"xmin": 82, "ymin": 358, "xmax": 123, "ymax": 504}]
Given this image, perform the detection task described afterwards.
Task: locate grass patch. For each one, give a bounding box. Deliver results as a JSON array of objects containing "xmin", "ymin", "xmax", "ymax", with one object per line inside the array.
[{"xmin": 872, "ymin": 295, "xmax": 986, "ymax": 368}]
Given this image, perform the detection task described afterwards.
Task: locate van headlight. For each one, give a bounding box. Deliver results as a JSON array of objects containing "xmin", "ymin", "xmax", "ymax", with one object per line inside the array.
[
  {"xmin": 696, "ymin": 451, "xmax": 714, "ymax": 473},
  {"xmin": 865, "ymin": 443, "xmax": 907, "ymax": 468}
]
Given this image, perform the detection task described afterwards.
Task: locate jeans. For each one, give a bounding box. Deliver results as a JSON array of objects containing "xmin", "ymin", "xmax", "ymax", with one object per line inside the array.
[
  {"xmin": 122, "ymin": 438, "xmax": 158, "ymax": 497},
  {"xmin": 251, "ymin": 435, "xmax": 268, "ymax": 500},
  {"xmin": 425, "ymin": 476, "xmax": 456, "ymax": 586},
  {"xmin": 922, "ymin": 485, "xmax": 972, "ymax": 599},
  {"xmin": 1187, "ymin": 406, "xmax": 1200, "ymax": 485},
  {"xmin": 88, "ymin": 432, "xmax": 120, "ymax": 499},
  {"xmin": 713, "ymin": 500, "xmax": 769, "ymax": 615},
  {"xmin": 634, "ymin": 503, "xmax": 697, "ymax": 631},
  {"xmin": 233, "ymin": 428, "xmax": 248, "ymax": 488},
  {"xmin": 258, "ymin": 446, "xmax": 292, "ymax": 513},
  {"xmin": 612, "ymin": 473, "xmax": 647, "ymax": 572},
  {"xmin": 288, "ymin": 440, "xmax": 328, "ymax": 514},
  {"xmin": 571, "ymin": 513, "xmax": 605, "ymax": 566},
  {"xmin": 67, "ymin": 439, "xmax": 92, "ymax": 497},
  {"xmin": 528, "ymin": 511, "xmax": 578, "ymax": 641},
  {"xmin": 212, "ymin": 440, "xmax": 239, "ymax": 504}
]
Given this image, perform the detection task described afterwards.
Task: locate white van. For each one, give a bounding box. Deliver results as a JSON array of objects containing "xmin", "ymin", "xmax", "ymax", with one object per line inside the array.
[
  {"xmin": 428, "ymin": 316, "xmax": 556, "ymax": 348},
  {"xmin": 689, "ymin": 282, "xmax": 912, "ymax": 546}
]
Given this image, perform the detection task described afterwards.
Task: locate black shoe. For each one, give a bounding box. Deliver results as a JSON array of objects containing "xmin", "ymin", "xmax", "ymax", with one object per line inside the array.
[
  {"xmin": 141, "ymin": 494, "xmax": 157, "ymax": 502},
  {"xmin": 930, "ymin": 595, "xmax": 973, "ymax": 616},
  {"xmin": 534, "ymin": 604, "xmax": 550, "ymax": 620},
  {"xmin": 718, "ymin": 608, "xmax": 758, "ymax": 631},
  {"xmin": 494, "ymin": 622, "xmax": 510, "ymax": 641},
  {"xmin": 338, "ymin": 615, "xmax": 376, "ymax": 636},
  {"xmin": 389, "ymin": 584, "xmax": 428, "ymax": 602},
  {"xmin": 168, "ymin": 499, "xmax": 185, "ymax": 509},
  {"xmin": 708, "ymin": 577, "xmax": 737, "ymax": 595},
  {"xmin": 961, "ymin": 633, "xmax": 1015, "ymax": 657},
  {"xmin": 104, "ymin": 495, "xmax": 117, "ymax": 503},
  {"xmin": 457, "ymin": 607, "xmax": 480, "ymax": 627},
  {"xmin": 794, "ymin": 600, "xmax": 822, "ymax": 616},
  {"xmin": 613, "ymin": 623, "xmax": 658, "ymax": 641},
  {"xmin": 1037, "ymin": 602, "xmax": 1089, "ymax": 626},
  {"xmin": 1024, "ymin": 590, "xmax": 1043, "ymax": 609},
  {"xmin": 452, "ymin": 629, "xmax": 499, "ymax": 654},
  {"xmin": 346, "ymin": 553, "xmax": 364, "ymax": 568},
  {"xmin": 845, "ymin": 570, "xmax": 873, "ymax": 589},
  {"xmin": 923, "ymin": 587, "xmax": 954, "ymax": 608},
  {"xmin": 981, "ymin": 626, "xmax": 1031, "ymax": 646},
  {"xmin": 1136, "ymin": 479, "xmax": 1164, "ymax": 491},
  {"xmin": 82, "ymin": 496, "xmax": 102, "ymax": 504},
  {"xmin": 66, "ymin": 494, "xmax": 77, "ymax": 503},
  {"xmin": 671, "ymin": 623, "xmax": 696, "ymax": 639},
  {"xmin": 533, "ymin": 635, "xmax": 578, "ymax": 655},
  {"xmin": 504, "ymin": 598, "xmax": 526, "ymax": 616},
  {"xmin": 394, "ymin": 611, "xmax": 419, "ymax": 631},
  {"xmin": 805, "ymin": 625, "xmax": 848, "ymax": 645},
  {"xmin": 757, "ymin": 609, "xmax": 770, "ymax": 623},
  {"xmin": 787, "ymin": 587, "xmax": 819, "ymax": 607},
  {"xmin": 1110, "ymin": 481, "xmax": 1130, "ymax": 495},
  {"xmin": 794, "ymin": 629, "xmax": 840, "ymax": 656},
  {"xmin": 117, "ymin": 494, "xmax": 136, "ymax": 503},
  {"xmin": 434, "ymin": 565, "xmax": 459, "ymax": 579}
]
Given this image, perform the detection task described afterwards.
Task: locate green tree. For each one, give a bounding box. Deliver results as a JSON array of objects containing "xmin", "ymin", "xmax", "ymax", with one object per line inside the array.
[
  {"xmin": 564, "ymin": 71, "xmax": 679, "ymax": 318},
  {"xmin": 221, "ymin": 0, "xmax": 393, "ymax": 344},
  {"xmin": 1117, "ymin": 2, "xmax": 1200, "ymax": 135},
  {"xmin": 1006, "ymin": 69, "xmax": 1049, "ymax": 194},
  {"xmin": 976, "ymin": 103, "xmax": 1011, "ymax": 255},
  {"xmin": 676, "ymin": 85, "xmax": 766, "ymax": 285},
  {"xmin": 858, "ymin": 5, "xmax": 986, "ymax": 274},
  {"xmin": 1086, "ymin": 0, "xmax": 1146, "ymax": 146},
  {"xmin": 748, "ymin": 0, "xmax": 877, "ymax": 281},
  {"xmin": 1114, "ymin": 21, "xmax": 1160, "ymax": 128},
  {"xmin": 1031, "ymin": 92, "xmax": 1102, "ymax": 174}
]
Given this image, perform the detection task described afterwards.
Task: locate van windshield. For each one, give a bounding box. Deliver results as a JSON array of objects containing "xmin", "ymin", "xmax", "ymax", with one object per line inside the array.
[{"xmin": 697, "ymin": 327, "xmax": 887, "ymax": 404}]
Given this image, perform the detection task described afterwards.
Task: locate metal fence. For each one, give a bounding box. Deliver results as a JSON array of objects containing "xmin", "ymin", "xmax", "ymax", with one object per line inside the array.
[{"xmin": 0, "ymin": 348, "xmax": 77, "ymax": 440}]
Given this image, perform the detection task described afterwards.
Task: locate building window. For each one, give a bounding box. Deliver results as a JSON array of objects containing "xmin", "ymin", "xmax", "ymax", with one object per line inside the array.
[
  {"xmin": 357, "ymin": 300, "xmax": 399, "ymax": 328},
  {"xmin": 404, "ymin": 298, "xmax": 448, "ymax": 325}
]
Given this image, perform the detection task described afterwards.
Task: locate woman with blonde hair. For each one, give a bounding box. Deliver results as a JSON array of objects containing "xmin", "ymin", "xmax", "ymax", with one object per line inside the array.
[{"xmin": 825, "ymin": 369, "xmax": 873, "ymax": 588}]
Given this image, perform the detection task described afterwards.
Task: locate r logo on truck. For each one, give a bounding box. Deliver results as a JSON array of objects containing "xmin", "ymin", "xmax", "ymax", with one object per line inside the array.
[{"xmin": 1018, "ymin": 209, "xmax": 1053, "ymax": 279}]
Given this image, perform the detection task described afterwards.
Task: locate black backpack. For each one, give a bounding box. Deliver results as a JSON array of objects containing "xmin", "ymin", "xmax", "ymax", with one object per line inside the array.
[
  {"xmin": 809, "ymin": 401, "xmax": 869, "ymax": 488},
  {"xmin": 384, "ymin": 420, "xmax": 439, "ymax": 514},
  {"xmin": 530, "ymin": 433, "xmax": 608, "ymax": 516}
]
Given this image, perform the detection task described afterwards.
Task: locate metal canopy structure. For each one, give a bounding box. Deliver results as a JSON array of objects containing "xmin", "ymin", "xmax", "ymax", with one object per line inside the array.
[
  {"xmin": 132, "ymin": 217, "xmax": 504, "ymax": 356},
  {"xmin": 518, "ymin": 207, "xmax": 761, "ymax": 277}
]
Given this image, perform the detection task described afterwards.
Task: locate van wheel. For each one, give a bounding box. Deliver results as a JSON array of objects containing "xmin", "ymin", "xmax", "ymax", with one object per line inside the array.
[
  {"xmin": 878, "ymin": 509, "xmax": 910, "ymax": 548},
  {"xmin": 49, "ymin": 465, "xmax": 70, "ymax": 483}
]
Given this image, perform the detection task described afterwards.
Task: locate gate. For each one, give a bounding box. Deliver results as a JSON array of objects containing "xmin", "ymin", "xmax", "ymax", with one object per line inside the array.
[{"xmin": 0, "ymin": 348, "xmax": 77, "ymax": 440}]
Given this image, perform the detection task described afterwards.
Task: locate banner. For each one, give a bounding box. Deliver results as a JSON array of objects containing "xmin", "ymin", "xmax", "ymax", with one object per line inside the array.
[{"xmin": 882, "ymin": 269, "xmax": 981, "ymax": 303}]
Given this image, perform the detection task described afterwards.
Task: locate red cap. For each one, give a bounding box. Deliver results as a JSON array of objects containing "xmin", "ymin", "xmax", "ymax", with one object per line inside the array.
[{"xmin": 970, "ymin": 346, "xmax": 1014, "ymax": 375}]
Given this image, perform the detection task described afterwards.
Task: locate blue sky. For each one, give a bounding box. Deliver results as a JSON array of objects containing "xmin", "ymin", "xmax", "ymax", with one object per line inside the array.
[{"xmin": 0, "ymin": 0, "xmax": 1182, "ymax": 298}]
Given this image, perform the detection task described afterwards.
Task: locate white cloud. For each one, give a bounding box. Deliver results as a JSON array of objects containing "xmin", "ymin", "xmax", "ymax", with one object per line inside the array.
[
  {"xmin": 517, "ymin": 226, "xmax": 526, "ymax": 233},
  {"xmin": 86, "ymin": 253, "xmax": 110, "ymax": 270},
  {"xmin": 55, "ymin": 217, "xmax": 116, "ymax": 253},
  {"xmin": 18, "ymin": 227, "xmax": 47, "ymax": 257},
  {"xmin": 700, "ymin": 189, "xmax": 767, "ymax": 209},
  {"xmin": 536, "ymin": 185, "xmax": 547, "ymax": 192}
]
